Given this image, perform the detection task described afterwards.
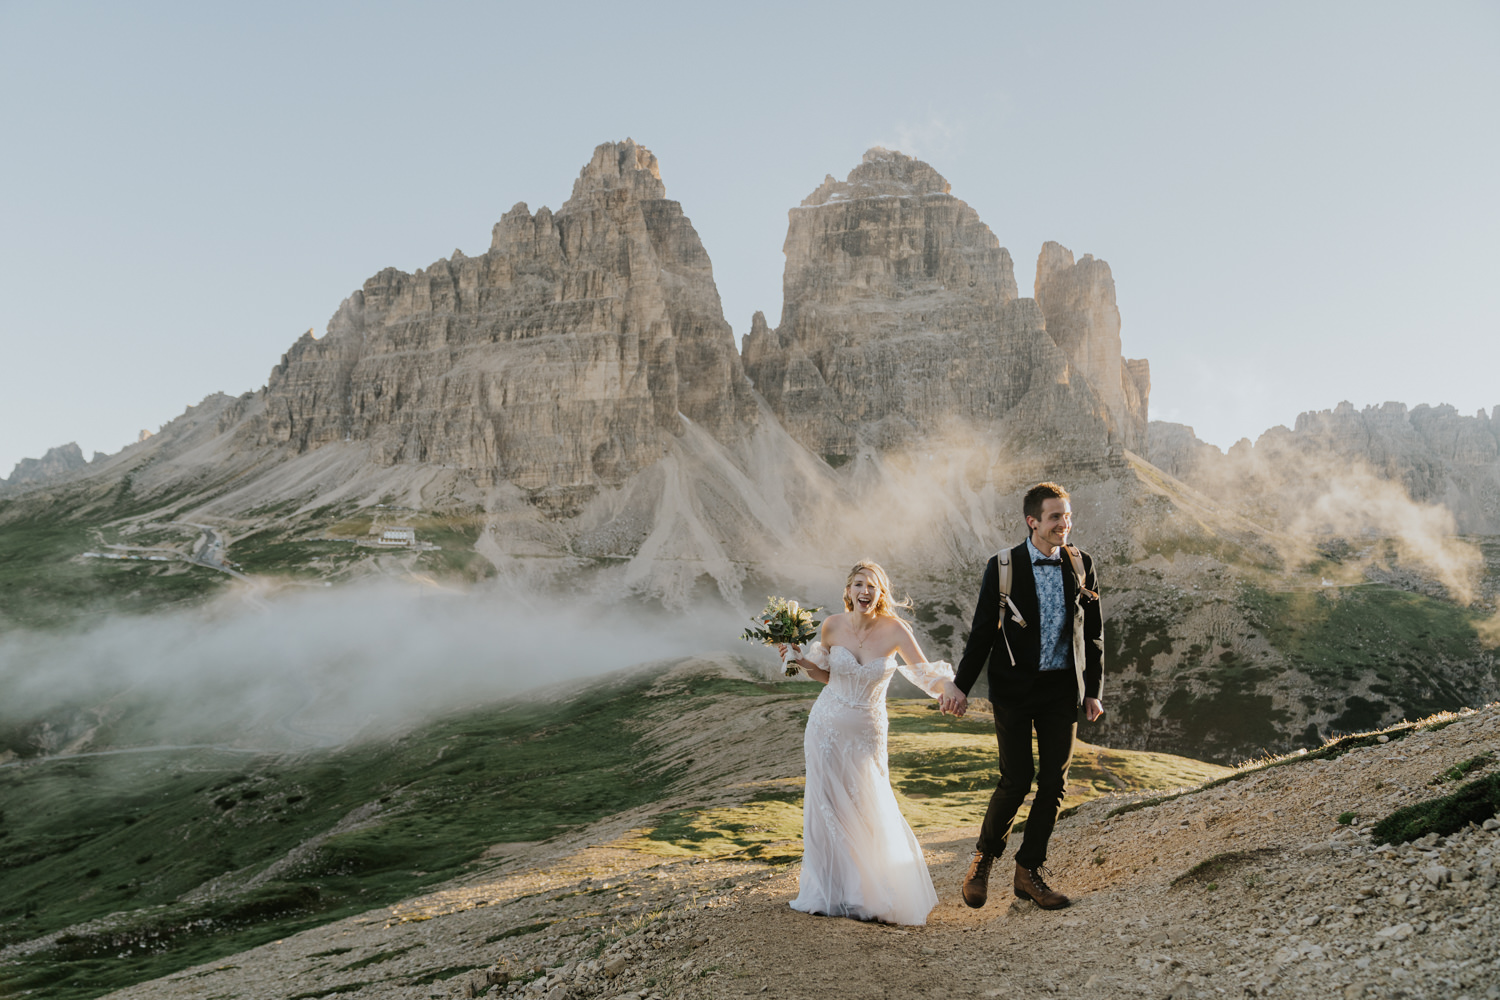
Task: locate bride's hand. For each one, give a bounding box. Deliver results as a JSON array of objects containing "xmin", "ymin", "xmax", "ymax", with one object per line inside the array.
[{"xmin": 939, "ymin": 681, "xmax": 967, "ymax": 717}]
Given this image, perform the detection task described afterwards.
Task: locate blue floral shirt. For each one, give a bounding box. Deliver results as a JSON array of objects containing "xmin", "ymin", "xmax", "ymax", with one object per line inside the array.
[{"xmin": 1027, "ymin": 538, "xmax": 1071, "ymax": 671}]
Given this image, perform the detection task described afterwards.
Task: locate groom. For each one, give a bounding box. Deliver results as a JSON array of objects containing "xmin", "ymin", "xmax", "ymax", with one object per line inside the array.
[{"xmin": 943, "ymin": 481, "xmax": 1104, "ymax": 910}]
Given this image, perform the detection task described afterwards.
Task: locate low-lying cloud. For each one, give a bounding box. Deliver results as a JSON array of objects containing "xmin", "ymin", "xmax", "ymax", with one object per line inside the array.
[{"xmin": 0, "ymin": 579, "xmax": 744, "ymax": 753}]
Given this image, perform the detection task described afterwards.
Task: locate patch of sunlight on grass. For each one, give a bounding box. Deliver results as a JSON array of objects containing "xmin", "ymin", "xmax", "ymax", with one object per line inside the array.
[
  {"xmin": 885, "ymin": 701, "xmax": 1232, "ymax": 833},
  {"xmin": 621, "ymin": 700, "xmax": 1233, "ymax": 863},
  {"xmin": 620, "ymin": 798, "xmax": 805, "ymax": 864}
]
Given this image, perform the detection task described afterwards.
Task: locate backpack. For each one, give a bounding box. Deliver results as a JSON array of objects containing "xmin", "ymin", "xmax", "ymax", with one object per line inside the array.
[{"xmin": 994, "ymin": 543, "xmax": 1097, "ymax": 664}]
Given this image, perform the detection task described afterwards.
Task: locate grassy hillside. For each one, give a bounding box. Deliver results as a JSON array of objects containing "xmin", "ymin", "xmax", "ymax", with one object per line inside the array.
[
  {"xmin": 1089, "ymin": 548, "xmax": 1499, "ymax": 764},
  {"xmin": 0, "ymin": 487, "xmax": 493, "ymax": 632},
  {"xmin": 4, "ymin": 464, "xmax": 1497, "ymax": 769},
  {"xmin": 0, "ymin": 672, "xmax": 682, "ymax": 999},
  {"xmin": 0, "ymin": 664, "xmax": 1229, "ymax": 1000},
  {"xmin": 0, "ymin": 506, "xmax": 226, "ymax": 630}
]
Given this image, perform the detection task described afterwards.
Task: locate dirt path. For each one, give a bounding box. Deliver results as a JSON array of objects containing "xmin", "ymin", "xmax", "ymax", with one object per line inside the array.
[{"xmin": 101, "ymin": 703, "xmax": 1500, "ymax": 1000}]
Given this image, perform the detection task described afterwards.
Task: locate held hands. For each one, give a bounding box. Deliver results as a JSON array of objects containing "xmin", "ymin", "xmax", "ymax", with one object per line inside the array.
[{"xmin": 939, "ymin": 681, "xmax": 968, "ymax": 717}]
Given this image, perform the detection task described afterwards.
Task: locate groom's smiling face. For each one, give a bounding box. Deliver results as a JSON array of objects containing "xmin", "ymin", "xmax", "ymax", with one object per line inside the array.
[{"xmin": 1028, "ymin": 497, "xmax": 1072, "ymax": 553}]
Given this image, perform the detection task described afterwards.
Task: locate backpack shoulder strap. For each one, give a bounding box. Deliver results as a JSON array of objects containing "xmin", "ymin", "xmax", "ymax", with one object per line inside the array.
[
  {"xmin": 1063, "ymin": 544, "xmax": 1099, "ymax": 601},
  {"xmin": 995, "ymin": 547, "xmax": 1026, "ymax": 630}
]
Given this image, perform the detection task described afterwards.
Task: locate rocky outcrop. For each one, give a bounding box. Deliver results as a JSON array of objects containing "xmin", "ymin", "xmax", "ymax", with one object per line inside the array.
[
  {"xmin": 1146, "ymin": 421, "xmax": 1228, "ymax": 482},
  {"xmin": 31, "ymin": 140, "xmax": 1165, "ymax": 548},
  {"xmin": 1035, "ymin": 242, "xmax": 1150, "ymax": 452},
  {"xmin": 239, "ymin": 140, "xmax": 753, "ymax": 507},
  {"xmin": 1149, "ymin": 402, "xmax": 1500, "ymax": 533},
  {"xmin": 4, "ymin": 442, "xmax": 87, "ymax": 486},
  {"xmin": 742, "ymin": 148, "xmax": 1138, "ymax": 472}
]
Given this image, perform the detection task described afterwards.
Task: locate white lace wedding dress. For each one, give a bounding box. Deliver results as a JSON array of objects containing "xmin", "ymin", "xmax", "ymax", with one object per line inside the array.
[{"xmin": 789, "ymin": 642, "xmax": 955, "ymax": 926}]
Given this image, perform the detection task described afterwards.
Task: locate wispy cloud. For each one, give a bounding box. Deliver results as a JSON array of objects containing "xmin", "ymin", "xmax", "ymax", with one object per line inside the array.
[
  {"xmin": 874, "ymin": 115, "xmax": 967, "ymax": 162},
  {"xmin": 0, "ymin": 580, "xmax": 743, "ymax": 752}
]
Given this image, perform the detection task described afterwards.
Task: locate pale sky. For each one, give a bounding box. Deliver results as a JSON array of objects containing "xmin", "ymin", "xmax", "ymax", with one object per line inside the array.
[{"xmin": 2, "ymin": 1, "xmax": 1496, "ymax": 477}]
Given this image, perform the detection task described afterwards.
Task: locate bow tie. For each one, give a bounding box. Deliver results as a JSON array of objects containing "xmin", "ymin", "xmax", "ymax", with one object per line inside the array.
[{"xmin": 1033, "ymin": 558, "xmax": 1062, "ymax": 566}]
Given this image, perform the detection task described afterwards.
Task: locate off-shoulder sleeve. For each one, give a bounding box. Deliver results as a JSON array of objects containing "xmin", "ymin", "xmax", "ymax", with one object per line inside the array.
[
  {"xmin": 897, "ymin": 658, "xmax": 955, "ymax": 698},
  {"xmin": 799, "ymin": 641, "xmax": 830, "ymax": 668}
]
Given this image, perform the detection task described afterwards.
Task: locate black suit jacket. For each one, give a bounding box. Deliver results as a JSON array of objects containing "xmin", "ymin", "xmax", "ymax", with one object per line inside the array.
[{"xmin": 953, "ymin": 541, "xmax": 1103, "ymax": 707}]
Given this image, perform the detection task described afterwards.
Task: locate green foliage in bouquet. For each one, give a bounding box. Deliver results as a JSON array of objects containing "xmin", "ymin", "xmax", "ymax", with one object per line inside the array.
[{"xmin": 742, "ymin": 596, "xmax": 823, "ymax": 676}]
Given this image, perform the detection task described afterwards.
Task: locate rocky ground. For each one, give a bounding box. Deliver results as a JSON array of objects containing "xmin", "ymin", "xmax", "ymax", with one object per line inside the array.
[{"xmin": 100, "ymin": 706, "xmax": 1500, "ymax": 1000}]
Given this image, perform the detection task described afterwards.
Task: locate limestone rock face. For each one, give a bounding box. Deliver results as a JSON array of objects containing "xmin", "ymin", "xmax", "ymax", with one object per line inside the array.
[
  {"xmin": 4, "ymin": 442, "xmax": 87, "ymax": 486},
  {"xmin": 1145, "ymin": 421, "xmax": 1226, "ymax": 482},
  {"xmin": 1148, "ymin": 402, "xmax": 1500, "ymax": 533},
  {"xmin": 240, "ymin": 140, "xmax": 752, "ymax": 505},
  {"xmin": 1035, "ymin": 242, "xmax": 1150, "ymax": 452},
  {"xmin": 743, "ymin": 148, "xmax": 1128, "ymax": 469}
]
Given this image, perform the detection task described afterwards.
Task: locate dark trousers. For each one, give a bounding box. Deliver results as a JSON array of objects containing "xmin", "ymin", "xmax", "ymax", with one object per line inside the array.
[{"xmin": 975, "ymin": 670, "xmax": 1078, "ymax": 869}]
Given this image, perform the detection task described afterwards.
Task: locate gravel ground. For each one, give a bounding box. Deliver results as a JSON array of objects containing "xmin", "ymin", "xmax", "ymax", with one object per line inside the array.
[{"xmin": 97, "ymin": 703, "xmax": 1500, "ymax": 1000}]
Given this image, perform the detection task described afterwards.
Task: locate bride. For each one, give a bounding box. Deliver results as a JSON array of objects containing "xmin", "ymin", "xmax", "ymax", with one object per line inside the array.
[{"xmin": 780, "ymin": 560, "xmax": 967, "ymax": 926}]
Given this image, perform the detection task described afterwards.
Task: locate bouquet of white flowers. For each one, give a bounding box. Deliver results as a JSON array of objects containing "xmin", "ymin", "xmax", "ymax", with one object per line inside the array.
[{"xmin": 742, "ymin": 596, "xmax": 823, "ymax": 676}]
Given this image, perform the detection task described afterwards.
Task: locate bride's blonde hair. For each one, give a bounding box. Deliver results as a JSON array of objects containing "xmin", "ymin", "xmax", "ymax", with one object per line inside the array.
[{"xmin": 843, "ymin": 560, "xmax": 912, "ymax": 619}]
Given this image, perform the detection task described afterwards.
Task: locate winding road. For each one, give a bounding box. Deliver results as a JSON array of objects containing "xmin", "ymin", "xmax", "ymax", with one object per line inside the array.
[{"xmin": 174, "ymin": 521, "xmax": 251, "ymax": 580}]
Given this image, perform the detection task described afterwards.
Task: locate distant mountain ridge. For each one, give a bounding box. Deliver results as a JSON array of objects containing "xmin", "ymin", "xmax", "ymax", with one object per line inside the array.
[
  {"xmin": 5, "ymin": 141, "xmax": 1142, "ymax": 501},
  {"xmin": 4, "ymin": 141, "xmax": 1496, "ymax": 762},
  {"xmin": 1151, "ymin": 400, "xmax": 1500, "ymax": 534},
  {"xmin": 8, "ymin": 142, "xmax": 1494, "ymax": 542}
]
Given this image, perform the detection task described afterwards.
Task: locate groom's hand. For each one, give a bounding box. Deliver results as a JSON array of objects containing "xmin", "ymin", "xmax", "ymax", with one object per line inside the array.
[{"xmin": 940, "ymin": 685, "xmax": 967, "ymax": 717}]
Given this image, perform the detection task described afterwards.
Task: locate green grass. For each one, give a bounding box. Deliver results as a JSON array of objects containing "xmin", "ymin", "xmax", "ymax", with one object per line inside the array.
[
  {"xmin": 0, "ymin": 674, "xmax": 686, "ymax": 1000},
  {"xmin": 630, "ymin": 789, "xmax": 807, "ymax": 864},
  {"xmin": 1095, "ymin": 579, "xmax": 1494, "ymax": 763},
  {"xmin": 222, "ymin": 507, "xmax": 493, "ymax": 582},
  {"xmin": 1240, "ymin": 585, "xmax": 1484, "ymax": 711},
  {"xmin": 1372, "ymin": 773, "xmax": 1500, "ymax": 845},
  {"xmin": 230, "ymin": 535, "xmax": 358, "ymax": 576},
  {"xmin": 0, "ymin": 508, "xmax": 226, "ymax": 629},
  {"xmin": 412, "ymin": 513, "xmax": 493, "ymax": 581},
  {"xmin": 627, "ymin": 699, "xmax": 1231, "ymax": 861},
  {"xmin": 1137, "ymin": 531, "xmax": 1254, "ymax": 567},
  {"xmin": 886, "ymin": 702, "xmax": 1229, "ymax": 831},
  {"xmin": 1431, "ymin": 751, "xmax": 1496, "ymax": 786}
]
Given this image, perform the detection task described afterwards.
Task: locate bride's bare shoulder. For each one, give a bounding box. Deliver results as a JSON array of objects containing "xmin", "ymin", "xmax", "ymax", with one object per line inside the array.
[
  {"xmin": 880, "ymin": 615, "xmax": 914, "ymax": 639},
  {"xmin": 823, "ymin": 611, "xmax": 851, "ymax": 632}
]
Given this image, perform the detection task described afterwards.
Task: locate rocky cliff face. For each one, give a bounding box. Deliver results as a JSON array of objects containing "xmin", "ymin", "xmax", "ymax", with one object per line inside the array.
[
  {"xmin": 239, "ymin": 140, "xmax": 753, "ymax": 508},
  {"xmin": 742, "ymin": 148, "xmax": 1145, "ymax": 471},
  {"xmin": 1149, "ymin": 401, "xmax": 1500, "ymax": 533},
  {"xmin": 1035, "ymin": 242, "xmax": 1150, "ymax": 452},
  {"xmin": 4, "ymin": 442, "xmax": 87, "ymax": 486}
]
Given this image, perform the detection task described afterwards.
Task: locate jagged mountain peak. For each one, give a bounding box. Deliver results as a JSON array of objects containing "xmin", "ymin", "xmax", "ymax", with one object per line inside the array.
[
  {"xmin": 562, "ymin": 138, "xmax": 667, "ymax": 212},
  {"xmin": 800, "ymin": 146, "xmax": 953, "ymax": 207},
  {"xmin": 4, "ymin": 441, "xmax": 87, "ymax": 486}
]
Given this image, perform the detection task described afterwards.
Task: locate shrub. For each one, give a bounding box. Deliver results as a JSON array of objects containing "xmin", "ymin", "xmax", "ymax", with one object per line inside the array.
[{"xmin": 1372, "ymin": 773, "xmax": 1500, "ymax": 844}]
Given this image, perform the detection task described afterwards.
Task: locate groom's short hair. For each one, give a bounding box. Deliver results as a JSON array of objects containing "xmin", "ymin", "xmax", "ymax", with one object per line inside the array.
[{"xmin": 1023, "ymin": 482, "xmax": 1070, "ymax": 524}]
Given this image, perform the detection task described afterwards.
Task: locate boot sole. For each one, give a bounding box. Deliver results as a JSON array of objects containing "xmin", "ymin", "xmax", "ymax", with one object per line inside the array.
[{"xmin": 1013, "ymin": 887, "xmax": 1070, "ymax": 909}]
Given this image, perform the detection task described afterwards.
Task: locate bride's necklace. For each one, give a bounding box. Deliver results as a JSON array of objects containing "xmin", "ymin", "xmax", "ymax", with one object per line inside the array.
[{"xmin": 851, "ymin": 617, "xmax": 877, "ymax": 649}]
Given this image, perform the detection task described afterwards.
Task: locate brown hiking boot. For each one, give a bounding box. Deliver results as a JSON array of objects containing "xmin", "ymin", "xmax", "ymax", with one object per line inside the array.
[
  {"xmin": 1013, "ymin": 863, "xmax": 1070, "ymax": 909},
  {"xmin": 961, "ymin": 851, "xmax": 994, "ymax": 908}
]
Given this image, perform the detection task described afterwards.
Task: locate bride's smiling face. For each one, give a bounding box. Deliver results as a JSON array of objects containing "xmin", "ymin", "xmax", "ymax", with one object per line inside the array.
[{"xmin": 847, "ymin": 572, "xmax": 881, "ymax": 617}]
